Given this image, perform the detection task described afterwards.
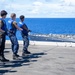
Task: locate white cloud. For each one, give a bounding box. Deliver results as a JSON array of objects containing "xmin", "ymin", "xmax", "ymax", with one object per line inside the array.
[
  {"xmin": 29, "ymin": 1, "xmax": 43, "ymax": 14},
  {"xmin": 0, "ymin": 0, "xmax": 75, "ymax": 18},
  {"xmin": 61, "ymin": 0, "xmax": 75, "ymax": 6},
  {"xmin": 33, "ymin": 1, "xmax": 43, "ymax": 6},
  {"xmin": 64, "ymin": 0, "xmax": 75, "ymax": 5}
]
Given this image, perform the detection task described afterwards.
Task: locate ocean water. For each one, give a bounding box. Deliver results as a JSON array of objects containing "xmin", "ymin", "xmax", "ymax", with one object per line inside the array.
[{"xmin": 6, "ymin": 18, "xmax": 75, "ymax": 40}]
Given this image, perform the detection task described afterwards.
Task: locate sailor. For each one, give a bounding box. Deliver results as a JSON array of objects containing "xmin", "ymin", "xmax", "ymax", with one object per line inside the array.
[
  {"xmin": 0, "ymin": 10, "xmax": 9, "ymax": 62},
  {"xmin": 18, "ymin": 15, "xmax": 31, "ymax": 56},
  {"xmin": 7, "ymin": 13, "xmax": 23, "ymax": 60}
]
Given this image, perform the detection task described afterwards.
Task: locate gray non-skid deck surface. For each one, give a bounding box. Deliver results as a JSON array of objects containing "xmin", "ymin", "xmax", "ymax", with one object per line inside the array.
[{"xmin": 0, "ymin": 44, "xmax": 75, "ymax": 75}]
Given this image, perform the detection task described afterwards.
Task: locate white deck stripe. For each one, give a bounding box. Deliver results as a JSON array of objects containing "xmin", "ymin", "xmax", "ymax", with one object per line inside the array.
[{"xmin": 6, "ymin": 40, "xmax": 75, "ymax": 47}]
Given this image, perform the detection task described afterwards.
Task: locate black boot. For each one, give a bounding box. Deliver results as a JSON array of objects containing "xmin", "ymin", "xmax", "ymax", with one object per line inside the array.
[
  {"xmin": 13, "ymin": 54, "xmax": 21, "ymax": 60},
  {"xmin": 22, "ymin": 50, "xmax": 31, "ymax": 57},
  {"xmin": 25, "ymin": 50, "xmax": 31, "ymax": 54},
  {"xmin": 22, "ymin": 52, "xmax": 26, "ymax": 57},
  {"xmin": 0, "ymin": 55, "xmax": 9, "ymax": 62}
]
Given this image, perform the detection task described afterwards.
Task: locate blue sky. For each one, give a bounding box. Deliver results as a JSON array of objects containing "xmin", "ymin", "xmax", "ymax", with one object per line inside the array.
[{"xmin": 0, "ymin": 0, "xmax": 75, "ymax": 18}]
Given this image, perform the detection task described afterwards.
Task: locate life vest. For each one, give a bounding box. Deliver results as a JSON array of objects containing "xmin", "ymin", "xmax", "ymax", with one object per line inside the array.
[
  {"xmin": 19, "ymin": 21, "xmax": 28, "ymax": 36},
  {"xmin": 8, "ymin": 19, "xmax": 16, "ymax": 34},
  {"xmin": 0, "ymin": 18, "xmax": 7, "ymax": 31}
]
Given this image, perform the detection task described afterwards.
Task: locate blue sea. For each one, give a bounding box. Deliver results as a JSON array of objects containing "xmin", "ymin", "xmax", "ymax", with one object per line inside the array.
[{"xmin": 6, "ymin": 18, "xmax": 75, "ymax": 40}]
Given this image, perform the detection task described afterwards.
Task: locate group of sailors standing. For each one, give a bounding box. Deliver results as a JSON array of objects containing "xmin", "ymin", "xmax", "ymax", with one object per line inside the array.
[{"xmin": 0, "ymin": 10, "xmax": 31, "ymax": 62}]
